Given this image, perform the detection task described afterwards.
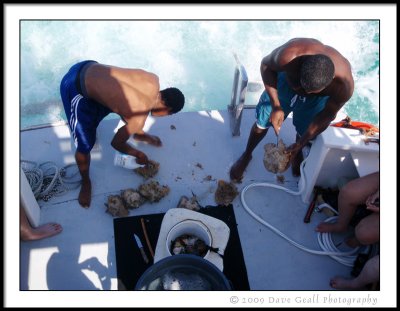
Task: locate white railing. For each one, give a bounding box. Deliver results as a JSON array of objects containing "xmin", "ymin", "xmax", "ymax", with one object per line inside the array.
[
  {"xmin": 228, "ymin": 54, "xmax": 264, "ymax": 136},
  {"xmin": 227, "ymin": 54, "xmax": 249, "ymax": 136}
]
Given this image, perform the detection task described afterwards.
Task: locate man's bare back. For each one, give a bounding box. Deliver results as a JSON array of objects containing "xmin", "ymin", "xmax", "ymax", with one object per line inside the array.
[{"xmin": 85, "ymin": 63, "xmax": 160, "ymax": 119}]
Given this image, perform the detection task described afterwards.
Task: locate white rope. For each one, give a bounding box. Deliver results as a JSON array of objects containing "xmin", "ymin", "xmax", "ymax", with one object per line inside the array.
[
  {"xmin": 240, "ymin": 159, "xmax": 360, "ymax": 267},
  {"xmin": 21, "ymin": 160, "xmax": 81, "ymax": 202}
]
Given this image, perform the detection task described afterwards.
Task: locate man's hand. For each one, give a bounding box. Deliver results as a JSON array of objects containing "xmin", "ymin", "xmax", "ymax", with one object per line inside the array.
[
  {"xmin": 284, "ymin": 142, "xmax": 302, "ymax": 162},
  {"xmin": 269, "ymin": 107, "xmax": 284, "ymax": 136},
  {"xmin": 147, "ymin": 134, "xmax": 162, "ymax": 147},
  {"xmin": 135, "ymin": 151, "xmax": 149, "ymax": 165},
  {"xmin": 134, "ymin": 133, "xmax": 162, "ymax": 147}
]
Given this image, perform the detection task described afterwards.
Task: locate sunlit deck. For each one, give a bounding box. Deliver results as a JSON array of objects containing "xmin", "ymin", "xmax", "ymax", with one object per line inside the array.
[{"xmin": 20, "ymin": 107, "xmax": 369, "ymax": 291}]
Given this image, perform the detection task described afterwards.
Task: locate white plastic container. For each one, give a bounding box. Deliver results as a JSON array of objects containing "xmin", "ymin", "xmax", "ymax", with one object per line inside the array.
[
  {"xmin": 114, "ymin": 151, "xmax": 144, "ymax": 169},
  {"xmin": 166, "ymin": 219, "xmax": 212, "ymax": 259}
]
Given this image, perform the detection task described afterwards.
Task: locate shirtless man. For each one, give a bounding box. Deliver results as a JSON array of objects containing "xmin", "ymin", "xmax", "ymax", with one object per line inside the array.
[
  {"xmin": 60, "ymin": 60, "xmax": 185, "ymax": 207},
  {"xmin": 230, "ymin": 38, "xmax": 354, "ymax": 182}
]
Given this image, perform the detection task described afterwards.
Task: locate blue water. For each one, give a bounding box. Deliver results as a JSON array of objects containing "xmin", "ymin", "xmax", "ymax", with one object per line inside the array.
[{"xmin": 20, "ymin": 20, "xmax": 379, "ymax": 129}]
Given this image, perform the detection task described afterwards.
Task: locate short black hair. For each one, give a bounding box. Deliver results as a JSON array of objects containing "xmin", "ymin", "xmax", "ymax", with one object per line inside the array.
[
  {"xmin": 300, "ymin": 54, "xmax": 335, "ymax": 92},
  {"xmin": 160, "ymin": 87, "xmax": 185, "ymax": 114}
]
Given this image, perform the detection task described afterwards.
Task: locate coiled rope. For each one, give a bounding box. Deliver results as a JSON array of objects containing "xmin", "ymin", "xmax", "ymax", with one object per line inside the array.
[
  {"xmin": 21, "ymin": 160, "xmax": 81, "ymax": 202},
  {"xmin": 240, "ymin": 159, "xmax": 361, "ymax": 267}
]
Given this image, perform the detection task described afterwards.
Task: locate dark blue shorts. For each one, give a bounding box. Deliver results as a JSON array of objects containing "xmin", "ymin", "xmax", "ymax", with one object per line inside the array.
[
  {"xmin": 255, "ymin": 72, "xmax": 329, "ymax": 136},
  {"xmin": 60, "ymin": 60, "xmax": 112, "ymax": 154}
]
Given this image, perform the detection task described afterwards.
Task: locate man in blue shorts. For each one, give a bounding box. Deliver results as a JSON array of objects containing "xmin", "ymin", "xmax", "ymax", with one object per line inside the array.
[
  {"xmin": 230, "ymin": 38, "xmax": 354, "ymax": 182},
  {"xmin": 60, "ymin": 61, "xmax": 184, "ymax": 207}
]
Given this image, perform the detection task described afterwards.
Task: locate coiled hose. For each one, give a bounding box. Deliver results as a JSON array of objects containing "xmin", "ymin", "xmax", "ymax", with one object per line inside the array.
[{"xmin": 240, "ymin": 159, "xmax": 360, "ymax": 267}]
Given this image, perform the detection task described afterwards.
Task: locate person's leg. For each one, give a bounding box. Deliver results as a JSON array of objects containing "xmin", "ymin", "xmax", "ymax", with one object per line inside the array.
[
  {"xmin": 230, "ymin": 122, "xmax": 268, "ymax": 182},
  {"xmin": 330, "ymin": 255, "xmax": 379, "ymax": 290},
  {"xmin": 75, "ymin": 151, "xmax": 92, "ymax": 208},
  {"xmin": 291, "ymin": 133, "xmax": 304, "ymax": 177},
  {"xmin": 342, "ymin": 212, "xmax": 380, "ymax": 247},
  {"xmin": 316, "ymin": 172, "xmax": 379, "ymax": 233},
  {"xmin": 355, "ymin": 213, "xmax": 380, "ymax": 245},
  {"xmin": 20, "ymin": 206, "xmax": 62, "ymax": 241}
]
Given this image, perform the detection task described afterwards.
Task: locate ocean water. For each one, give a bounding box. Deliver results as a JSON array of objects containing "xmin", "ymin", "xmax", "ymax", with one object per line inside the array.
[{"xmin": 20, "ymin": 20, "xmax": 379, "ymax": 130}]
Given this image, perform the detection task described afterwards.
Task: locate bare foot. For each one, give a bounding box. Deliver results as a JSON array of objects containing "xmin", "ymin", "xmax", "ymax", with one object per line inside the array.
[
  {"xmin": 330, "ymin": 276, "xmax": 367, "ymax": 290},
  {"xmin": 315, "ymin": 222, "xmax": 346, "ymax": 233},
  {"xmin": 22, "ymin": 223, "xmax": 63, "ymax": 241},
  {"xmin": 78, "ymin": 179, "xmax": 92, "ymax": 208},
  {"xmin": 134, "ymin": 133, "xmax": 162, "ymax": 147},
  {"xmin": 230, "ymin": 153, "xmax": 252, "ymax": 183}
]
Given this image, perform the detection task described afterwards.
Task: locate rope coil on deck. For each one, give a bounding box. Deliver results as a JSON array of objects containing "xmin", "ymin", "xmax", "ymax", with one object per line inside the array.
[{"xmin": 21, "ymin": 160, "xmax": 81, "ymax": 202}]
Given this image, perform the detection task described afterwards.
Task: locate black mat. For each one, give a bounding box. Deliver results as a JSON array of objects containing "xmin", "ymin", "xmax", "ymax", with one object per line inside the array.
[{"xmin": 113, "ymin": 205, "xmax": 250, "ymax": 290}]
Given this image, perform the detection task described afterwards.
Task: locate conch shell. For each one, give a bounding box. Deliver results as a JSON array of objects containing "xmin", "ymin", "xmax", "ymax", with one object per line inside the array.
[
  {"xmin": 105, "ymin": 195, "xmax": 129, "ymax": 217},
  {"xmin": 215, "ymin": 180, "xmax": 238, "ymax": 206},
  {"xmin": 121, "ymin": 188, "xmax": 146, "ymax": 209},
  {"xmin": 138, "ymin": 180, "xmax": 170, "ymax": 202},
  {"xmin": 134, "ymin": 160, "xmax": 160, "ymax": 179},
  {"xmin": 263, "ymin": 139, "xmax": 291, "ymax": 174}
]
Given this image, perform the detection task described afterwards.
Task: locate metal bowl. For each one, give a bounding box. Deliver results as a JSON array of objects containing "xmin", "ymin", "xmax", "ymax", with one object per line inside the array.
[{"xmin": 135, "ymin": 254, "xmax": 232, "ymax": 290}]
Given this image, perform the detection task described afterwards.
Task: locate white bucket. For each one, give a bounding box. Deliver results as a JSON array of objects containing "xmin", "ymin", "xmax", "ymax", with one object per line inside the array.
[{"xmin": 166, "ymin": 220, "xmax": 212, "ymax": 259}]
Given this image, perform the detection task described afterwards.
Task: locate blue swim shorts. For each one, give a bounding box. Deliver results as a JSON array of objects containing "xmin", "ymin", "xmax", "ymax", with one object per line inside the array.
[
  {"xmin": 60, "ymin": 60, "xmax": 112, "ymax": 154},
  {"xmin": 255, "ymin": 72, "xmax": 329, "ymax": 136}
]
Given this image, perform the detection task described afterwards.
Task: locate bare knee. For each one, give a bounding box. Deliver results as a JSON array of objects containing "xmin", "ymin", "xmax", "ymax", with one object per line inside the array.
[{"xmin": 355, "ymin": 217, "xmax": 379, "ymax": 245}]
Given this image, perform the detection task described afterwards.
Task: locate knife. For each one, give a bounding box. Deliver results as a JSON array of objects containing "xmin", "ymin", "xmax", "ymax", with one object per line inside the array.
[{"xmin": 134, "ymin": 234, "xmax": 149, "ymax": 264}]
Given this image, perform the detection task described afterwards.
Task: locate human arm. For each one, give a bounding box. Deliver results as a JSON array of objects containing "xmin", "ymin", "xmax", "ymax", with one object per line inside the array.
[
  {"xmin": 285, "ymin": 98, "xmax": 344, "ymax": 158},
  {"xmin": 260, "ymin": 53, "xmax": 285, "ymax": 136},
  {"xmin": 285, "ymin": 67, "xmax": 354, "ymax": 157},
  {"xmin": 133, "ymin": 131, "xmax": 162, "ymax": 147},
  {"xmin": 111, "ymin": 118, "xmax": 149, "ymax": 165}
]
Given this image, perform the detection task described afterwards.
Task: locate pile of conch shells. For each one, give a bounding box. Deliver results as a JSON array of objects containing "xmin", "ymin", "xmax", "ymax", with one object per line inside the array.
[
  {"xmin": 105, "ymin": 181, "xmax": 170, "ymax": 217},
  {"xmin": 134, "ymin": 160, "xmax": 160, "ymax": 179},
  {"xmin": 214, "ymin": 180, "xmax": 238, "ymax": 206},
  {"xmin": 263, "ymin": 139, "xmax": 291, "ymax": 174}
]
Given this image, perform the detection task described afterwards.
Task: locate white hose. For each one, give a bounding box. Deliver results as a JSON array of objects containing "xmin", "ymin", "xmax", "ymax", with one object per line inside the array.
[{"xmin": 240, "ymin": 159, "xmax": 359, "ymax": 267}]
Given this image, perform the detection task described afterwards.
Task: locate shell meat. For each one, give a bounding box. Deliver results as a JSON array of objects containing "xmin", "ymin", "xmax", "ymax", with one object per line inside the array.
[
  {"xmin": 263, "ymin": 139, "xmax": 291, "ymax": 174},
  {"xmin": 214, "ymin": 180, "xmax": 238, "ymax": 206},
  {"xmin": 121, "ymin": 188, "xmax": 147, "ymax": 209},
  {"xmin": 138, "ymin": 180, "xmax": 170, "ymax": 202},
  {"xmin": 105, "ymin": 195, "xmax": 129, "ymax": 217},
  {"xmin": 170, "ymin": 234, "xmax": 208, "ymax": 257}
]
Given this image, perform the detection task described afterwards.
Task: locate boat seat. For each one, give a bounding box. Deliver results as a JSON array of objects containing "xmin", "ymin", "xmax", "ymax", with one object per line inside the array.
[
  {"xmin": 21, "ymin": 168, "xmax": 41, "ymax": 227},
  {"xmin": 300, "ymin": 126, "xmax": 379, "ymax": 204}
]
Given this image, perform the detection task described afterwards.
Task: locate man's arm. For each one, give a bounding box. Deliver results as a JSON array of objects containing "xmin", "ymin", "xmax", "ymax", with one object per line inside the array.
[
  {"xmin": 260, "ymin": 54, "xmax": 280, "ymax": 108},
  {"xmin": 295, "ymin": 76, "xmax": 354, "ymax": 150},
  {"xmin": 297, "ymin": 99, "xmax": 342, "ymax": 148},
  {"xmin": 260, "ymin": 52, "xmax": 285, "ymax": 135},
  {"xmin": 111, "ymin": 117, "xmax": 149, "ymax": 164}
]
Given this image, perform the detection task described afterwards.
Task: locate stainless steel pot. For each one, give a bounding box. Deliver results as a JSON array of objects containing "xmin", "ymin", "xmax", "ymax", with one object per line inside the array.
[{"xmin": 135, "ymin": 254, "xmax": 232, "ymax": 290}]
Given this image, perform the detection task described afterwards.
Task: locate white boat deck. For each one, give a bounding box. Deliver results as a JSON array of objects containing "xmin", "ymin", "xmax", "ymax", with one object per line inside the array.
[{"xmin": 20, "ymin": 108, "xmax": 365, "ymax": 291}]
